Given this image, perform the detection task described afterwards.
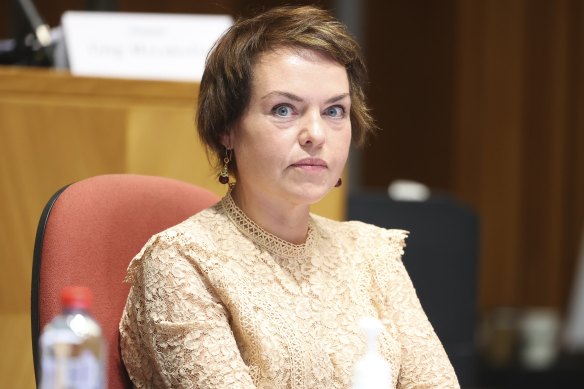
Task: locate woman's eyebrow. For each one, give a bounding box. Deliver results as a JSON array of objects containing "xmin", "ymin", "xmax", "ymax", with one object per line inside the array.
[
  {"xmin": 261, "ymin": 91, "xmax": 303, "ymax": 101},
  {"xmin": 325, "ymin": 93, "xmax": 350, "ymax": 104},
  {"xmin": 261, "ymin": 91, "xmax": 350, "ymax": 103}
]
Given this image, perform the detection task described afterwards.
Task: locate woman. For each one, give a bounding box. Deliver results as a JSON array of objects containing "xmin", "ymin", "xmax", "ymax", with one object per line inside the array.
[{"xmin": 120, "ymin": 5, "xmax": 459, "ymax": 389}]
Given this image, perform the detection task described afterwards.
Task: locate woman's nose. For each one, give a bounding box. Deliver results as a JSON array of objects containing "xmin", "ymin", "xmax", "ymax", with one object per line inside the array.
[{"xmin": 299, "ymin": 111, "xmax": 325, "ymax": 147}]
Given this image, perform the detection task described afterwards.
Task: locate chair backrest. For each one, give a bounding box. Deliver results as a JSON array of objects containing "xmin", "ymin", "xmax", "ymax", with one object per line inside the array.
[
  {"xmin": 31, "ymin": 174, "xmax": 219, "ymax": 389},
  {"xmin": 348, "ymin": 190, "xmax": 480, "ymax": 387}
]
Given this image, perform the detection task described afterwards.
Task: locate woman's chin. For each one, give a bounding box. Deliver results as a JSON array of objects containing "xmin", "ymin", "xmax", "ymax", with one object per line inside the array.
[{"xmin": 288, "ymin": 183, "xmax": 336, "ymax": 206}]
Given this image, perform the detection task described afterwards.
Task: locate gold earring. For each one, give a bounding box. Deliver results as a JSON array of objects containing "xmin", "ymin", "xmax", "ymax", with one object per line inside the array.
[{"xmin": 219, "ymin": 149, "xmax": 232, "ymax": 184}]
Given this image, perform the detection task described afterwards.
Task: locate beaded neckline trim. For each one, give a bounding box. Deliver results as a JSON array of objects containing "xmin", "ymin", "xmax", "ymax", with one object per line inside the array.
[{"xmin": 221, "ymin": 190, "xmax": 318, "ymax": 260}]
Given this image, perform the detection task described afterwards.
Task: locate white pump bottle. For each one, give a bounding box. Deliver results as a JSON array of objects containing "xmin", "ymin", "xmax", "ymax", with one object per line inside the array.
[{"xmin": 351, "ymin": 317, "xmax": 392, "ymax": 389}]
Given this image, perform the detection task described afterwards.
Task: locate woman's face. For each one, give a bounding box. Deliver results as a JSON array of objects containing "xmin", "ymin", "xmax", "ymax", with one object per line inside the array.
[{"xmin": 226, "ymin": 48, "xmax": 352, "ymax": 208}]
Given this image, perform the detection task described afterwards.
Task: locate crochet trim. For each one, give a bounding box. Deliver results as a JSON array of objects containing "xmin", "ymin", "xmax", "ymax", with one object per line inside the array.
[{"xmin": 221, "ymin": 189, "xmax": 318, "ymax": 260}]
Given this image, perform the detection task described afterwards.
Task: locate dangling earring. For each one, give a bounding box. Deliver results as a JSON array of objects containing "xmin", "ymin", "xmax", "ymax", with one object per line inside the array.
[
  {"xmin": 335, "ymin": 178, "xmax": 342, "ymax": 187},
  {"xmin": 218, "ymin": 149, "xmax": 232, "ymax": 184}
]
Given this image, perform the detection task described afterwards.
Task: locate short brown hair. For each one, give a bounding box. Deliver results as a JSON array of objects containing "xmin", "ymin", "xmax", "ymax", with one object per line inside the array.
[{"xmin": 196, "ymin": 5, "xmax": 376, "ymax": 174}]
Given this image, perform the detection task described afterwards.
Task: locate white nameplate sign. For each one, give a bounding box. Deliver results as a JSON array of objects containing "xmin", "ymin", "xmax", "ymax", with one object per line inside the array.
[{"xmin": 61, "ymin": 11, "xmax": 233, "ymax": 82}]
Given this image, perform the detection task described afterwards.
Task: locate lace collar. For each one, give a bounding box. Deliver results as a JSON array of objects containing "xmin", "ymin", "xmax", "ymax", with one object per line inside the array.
[{"xmin": 221, "ymin": 189, "xmax": 319, "ymax": 260}]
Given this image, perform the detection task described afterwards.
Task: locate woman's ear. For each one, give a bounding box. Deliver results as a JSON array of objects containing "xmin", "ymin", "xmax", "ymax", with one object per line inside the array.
[{"xmin": 220, "ymin": 131, "xmax": 232, "ymax": 149}]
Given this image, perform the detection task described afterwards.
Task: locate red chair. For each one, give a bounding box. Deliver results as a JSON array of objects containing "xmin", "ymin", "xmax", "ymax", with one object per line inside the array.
[{"xmin": 31, "ymin": 174, "xmax": 219, "ymax": 389}]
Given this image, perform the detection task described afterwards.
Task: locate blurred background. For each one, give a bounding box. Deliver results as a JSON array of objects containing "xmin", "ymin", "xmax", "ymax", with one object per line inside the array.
[{"xmin": 1, "ymin": 0, "xmax": 583, "ymax": 388}]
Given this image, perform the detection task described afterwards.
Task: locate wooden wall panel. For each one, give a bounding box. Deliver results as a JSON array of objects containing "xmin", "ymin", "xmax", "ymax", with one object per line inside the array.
[
  {"xmin": 365, "ymin": 0, "xmax": 584, "ymax": 314},
  {"xmin": 0, "ymin": 97, "xmax": 129, "ymax": 389},
  {"xmin": 521, "ymin": 0, "xmax": 570, "ymax": 307},
  {"xmin": 0, "ymin": 101, "xmax": 127, "ymax": 313},
  {"xmin": 363, "ymin": 0, "xmax": 457, "ymax": 190},
  {"xmin": 116, "ymin": 0, "xmax": 238, "ymax": 15},
  {"xmin": 0, "ymin": 314, "xmax": 36, "ymax": 389},
  {"xmin": 564, "ymin": 0, "xmax": 584, "ymax": 305},
  {"xmin": 452, "ymin": 0, "xmax": 584, "ymax": 311},
  {"xmin": 475, "ymin": 0, "xmax": 526, "ymax": 309},
  {"xmin": 0, "ymin": 0, "xmax": 334, "ymax": 39}
]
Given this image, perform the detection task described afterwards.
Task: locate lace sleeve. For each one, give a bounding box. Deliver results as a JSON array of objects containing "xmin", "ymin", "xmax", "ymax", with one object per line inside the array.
[
  {"xmin": 375, "ymin": 233, "xmax": 460, "ymax": 389},
  {"xmin": 121, "ymin": 235, "xmax": 257, "ymax": 389}
]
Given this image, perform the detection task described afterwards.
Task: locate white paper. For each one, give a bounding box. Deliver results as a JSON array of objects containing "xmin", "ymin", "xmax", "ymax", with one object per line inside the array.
[{"xmin": 62, "ymin": 11, "xmax": 233, "ymax": 82}]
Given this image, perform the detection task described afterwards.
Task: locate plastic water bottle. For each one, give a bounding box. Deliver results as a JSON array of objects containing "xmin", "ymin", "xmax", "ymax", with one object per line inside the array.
[
  {"xmin": 352, "ymin": 317, "xmax": 392, "ymax": 389},
  {"xmin": 39, "ymin": 286, "xmax": 107, "ymax": 389}
]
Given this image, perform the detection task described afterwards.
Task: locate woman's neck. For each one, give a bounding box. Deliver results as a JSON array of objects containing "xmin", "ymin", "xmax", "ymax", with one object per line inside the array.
[{"xmin": 230, "ymin": 186, "xmax": 310, "ymax": 245}]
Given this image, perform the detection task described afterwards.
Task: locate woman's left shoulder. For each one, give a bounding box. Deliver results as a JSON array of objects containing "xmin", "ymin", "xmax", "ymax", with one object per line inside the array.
[{"xmin": 311, "ymin": 214, "xmax": 409, "ymax": 252}]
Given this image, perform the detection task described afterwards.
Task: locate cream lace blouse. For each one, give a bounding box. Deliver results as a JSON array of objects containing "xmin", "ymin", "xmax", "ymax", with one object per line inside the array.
[{"xmin": 119, "ymin": 193, "xmax": 460, "ymax": 388}]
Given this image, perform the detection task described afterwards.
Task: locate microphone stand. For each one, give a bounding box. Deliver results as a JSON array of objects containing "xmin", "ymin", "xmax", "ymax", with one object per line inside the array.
[
  {"xmin": 18, "ymin": 0, "xmax": 54, "ymax": 65},
  {"xmin": 0, "ymin": 0, "xmax": 53, "ymax": 66}
]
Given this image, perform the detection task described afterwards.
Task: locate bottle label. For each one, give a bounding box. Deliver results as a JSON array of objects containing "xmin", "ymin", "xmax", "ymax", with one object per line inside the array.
[{"xmin": 40, "ymin": 329, "xmax": 104, "ymax": 389}]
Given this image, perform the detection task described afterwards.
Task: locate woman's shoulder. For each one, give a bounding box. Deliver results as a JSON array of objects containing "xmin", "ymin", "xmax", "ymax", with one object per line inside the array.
[
  {"xmin": 138, "ymin": 204, "xmax": 225, "ymax": 248},
  {"xmin": 125, "ymin": 204, "xmax": 229, "ymax": 281},
  {"xmin": 312, "ymin": 215, "xmax": 410, "ymax": 282},
  {"xmin": 312, "ymin": 213, "xmax": 408, "ymax": 250},
  {"xmin": 166, "ymin": 203, "xmax": 228, "ymax": 240}
]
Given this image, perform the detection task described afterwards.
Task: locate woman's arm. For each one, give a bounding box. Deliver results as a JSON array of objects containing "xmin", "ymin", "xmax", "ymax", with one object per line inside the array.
[
  {"xmin": 376, "ymin": 233, "xmax": 460, "ymax": 389},
  {"xmin": 121, "ymin": 236, "xmax": 257, "ymax": 389}
]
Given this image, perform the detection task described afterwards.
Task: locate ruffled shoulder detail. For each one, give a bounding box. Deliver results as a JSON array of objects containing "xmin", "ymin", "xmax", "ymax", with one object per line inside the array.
[{"xmin": 311, "ymin": 214, "xmax": 409, "ymax": 261}]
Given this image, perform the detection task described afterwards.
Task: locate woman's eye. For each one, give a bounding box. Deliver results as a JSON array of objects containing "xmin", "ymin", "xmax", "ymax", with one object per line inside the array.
[
  {"xmin": 325, "ymin": 106, "xmax": 345, "ymax": 118},
  {"xmin": 273, "ymin": 105, "xmax": 294, "ymax": 117}
]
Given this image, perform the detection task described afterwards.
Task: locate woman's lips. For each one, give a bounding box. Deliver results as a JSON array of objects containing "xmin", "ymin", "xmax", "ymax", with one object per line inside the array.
[{"xmin": 290, "ymin": 158, "xmax": 328, "ymax": 171}]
